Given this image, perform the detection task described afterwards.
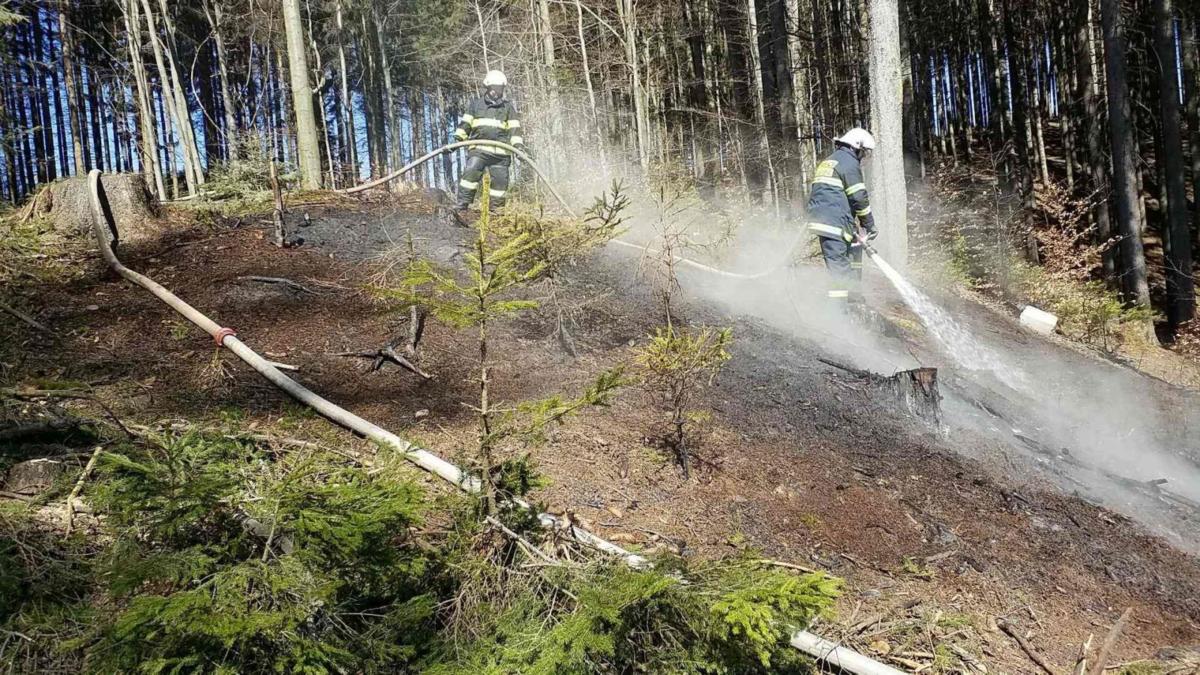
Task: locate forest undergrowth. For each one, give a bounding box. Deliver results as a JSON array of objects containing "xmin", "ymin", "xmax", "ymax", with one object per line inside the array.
[{"xmin": 909, "ymin": 155, "xmax": 1178, "ymax": 352}]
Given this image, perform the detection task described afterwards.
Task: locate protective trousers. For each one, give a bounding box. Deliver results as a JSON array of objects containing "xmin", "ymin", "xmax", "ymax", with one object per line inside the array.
[
  {"xmin": 819, "ymin": 237, "xmax": 864, "ymax": 302},
  {"xmin": 456, "ymin": 153, "xmax": 511, "ymax": 209}
]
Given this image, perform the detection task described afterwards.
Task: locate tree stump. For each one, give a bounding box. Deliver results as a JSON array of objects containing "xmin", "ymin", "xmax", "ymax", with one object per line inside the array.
[
  {"xmin": 4, "ymin": 457, "xmax": 66, "ymax": 495},
  {"xmin": 21, "ymin": 173, "xmax": 161, "ymax": 245},
  {"xmin": 820, "ymin": 359, "xmax": 942, "ymax": 426},
  {"xmin": 876, "ymin": 367, "xmax": 942, "ymax": 425}
]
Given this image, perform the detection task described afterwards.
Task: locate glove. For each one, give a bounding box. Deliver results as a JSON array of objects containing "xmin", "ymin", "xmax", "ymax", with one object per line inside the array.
[{"xmin": 866, "ymin": 227, "xmax": 879, "ymax": 241}]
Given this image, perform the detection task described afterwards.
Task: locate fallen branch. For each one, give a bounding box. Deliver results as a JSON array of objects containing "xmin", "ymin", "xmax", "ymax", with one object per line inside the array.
[
  {"xmin": 0, "ymin": 299, "xmax": 53, "ymax": 335},
  {"xmin": 486, "ymin": 516, "xmax": 562, "ymax": 566},
  {"xmin": 0, "ymin": 489, "xmax": 95, "ymax": 514},
  {"xmin": 1086, "ymin": 608, "xmax": 1132, "ymax": 675},
  {"xmin": 1072, "ymin": 633, "xmax": 1093, "ymax": 675},
  {"xmin": 0, "ymin": 387, "xmax": 92, "ymax": 399},
  {"xmin": 999, "ymin": 620, "xmax": 1060, "ymax": 675},
  {"xmin": 65, "ymin": 445, "xmax": 104, "ymax": 535},
  {"xmin": 237, "ymin": 275, "xmax": 317, "ymax": 295},
  {"xmin": 755, "ymin": 558, "xmax": 819, "ymax": 574},
  {"xmin": 336, "ymin": 346, "xmax": 432, "ymax": 380}
]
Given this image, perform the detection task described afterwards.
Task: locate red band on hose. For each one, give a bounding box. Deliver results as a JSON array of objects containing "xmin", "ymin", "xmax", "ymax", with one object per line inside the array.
[{"xmin": 214, "ymin": 327, "xmax": 237, "ymax": 346}]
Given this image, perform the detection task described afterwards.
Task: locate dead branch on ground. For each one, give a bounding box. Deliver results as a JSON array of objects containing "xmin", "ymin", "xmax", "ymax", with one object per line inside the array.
[
  {"xmin": 999, "ymin": 619, "xmax": 1060, "ymax": 675},
  {"xmin": 0, "ymin": 299, "xmax": 54, "ymax": 335},
  {"xmin": 237, "ymin": 275, "xmax": 318, "ymax": 295},
  {"xmin": 64, "ymin": 445, "xmax": 104, "ymax": 535},
  {"xmin": 1086, "ymin": 608, "xmax": 1132, "ymax": 675}
]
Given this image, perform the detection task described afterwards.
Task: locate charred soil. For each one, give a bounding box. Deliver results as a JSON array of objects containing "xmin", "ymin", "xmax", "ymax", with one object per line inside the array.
[{"xmin": 3, "ymin": 193, "xmax": 1199, "ymax": 673}]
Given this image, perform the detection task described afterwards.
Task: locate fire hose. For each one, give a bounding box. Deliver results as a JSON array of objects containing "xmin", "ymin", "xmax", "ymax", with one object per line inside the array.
[
  {"xmin": 88, "ymin": 167, "xmax": 906, "ymax": 675},
  {"xmin": 340, "ymin": 140, "xmax": 794, "ymax": 281}
]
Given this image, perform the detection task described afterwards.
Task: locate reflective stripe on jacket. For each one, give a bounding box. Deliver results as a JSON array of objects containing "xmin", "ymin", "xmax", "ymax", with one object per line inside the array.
[
  {"xmin": 454, "ymin": 96, "xmax": 523, "ymax": 155},
  {"xmin": 804, "ymin": 146, "xmax": 875, "ymax": 241}
]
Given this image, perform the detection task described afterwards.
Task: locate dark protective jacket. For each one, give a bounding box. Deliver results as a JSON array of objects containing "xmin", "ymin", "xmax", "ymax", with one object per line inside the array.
[
  {"xmin": 805, "ymin": 145, "xmax": 875, "ymax": 242},
  {"xmin": 454, "ymin": 95, "xmax": 524, "ymax": 157}
]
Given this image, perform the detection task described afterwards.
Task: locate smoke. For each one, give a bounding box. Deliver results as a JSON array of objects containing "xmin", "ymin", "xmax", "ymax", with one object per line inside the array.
[{"xmin": 526, "ymin": 101, "xmax": 1200, "ymax": 552}]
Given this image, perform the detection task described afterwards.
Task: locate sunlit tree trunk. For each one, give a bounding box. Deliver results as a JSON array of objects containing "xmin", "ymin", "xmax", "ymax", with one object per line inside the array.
[
  {"xmin": 868, "ymin": 0, "xmax": 908, "ymax": 264},
  {"xmin": 57, "ymin": 0, "xmax": 85, "ymax": 174},
  {"xmin": 335, "ymin": 0, "xmax": 357, "ymax": 181},
  {"xmin": 139, "ymin": 0, "xmax": 201, "ymax": 194},
  {"xmin": 202, "ymin": 0, "xmax": 239, "ymax": 161},
  {"xmin": 281, "ymin": 0, "xmax": 322, "ymax": 188}
]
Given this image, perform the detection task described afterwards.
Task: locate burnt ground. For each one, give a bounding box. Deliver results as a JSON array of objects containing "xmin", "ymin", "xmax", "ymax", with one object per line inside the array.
[{"xmin": 3, "ymin": 190, "xmax": 1200, "ymax": 673}]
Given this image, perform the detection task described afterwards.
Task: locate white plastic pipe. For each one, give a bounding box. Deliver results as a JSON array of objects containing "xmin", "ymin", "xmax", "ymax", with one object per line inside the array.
[
  {"xmin": 791, "ymin": 631, "xmax": 909, "ymax": 675},
  {"xmin": 89, "ymin": 169, "xmax": 903, "ymax": 675}
]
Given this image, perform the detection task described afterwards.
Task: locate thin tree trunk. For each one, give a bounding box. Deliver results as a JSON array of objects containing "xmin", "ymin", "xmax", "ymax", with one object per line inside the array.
[
  {"xmin": 617, "ymin": 0, "xmax": 649, "ymax": 167},
  {"xmin": 1078, "ymin": 0, "xmax": 1115, "ymax": 280},
  {"xmin": 57, "ymin": 0, "xmax": 86, "ymax": 174},
  {"xmin": 202, "ymin": 0, "xmax": 239, "ymax": 161},
  {"xmin": 155, "ymin": 0, "xmax": 205, "ymax": 186},
  {"xmin": 1100, "ymin": 0, "xmax": 1153, "ymax": 307},
  {"xmin": 1153, "ymin": 0, "xmax": 1194, "ymax": 325},
  {"xmin": 139, "ymin": 0, "xmax": 201, "ymax": 194},
  {"xmin": 335, "ymin": 0, "xmax": 357, "ymax": 181}
]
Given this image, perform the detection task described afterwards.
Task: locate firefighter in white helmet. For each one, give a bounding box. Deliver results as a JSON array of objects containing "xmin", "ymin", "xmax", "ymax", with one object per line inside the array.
[
  {"xmin": 453, "ymin": 70, "xmax": 524, "ymax": 217},
  {"xmin": 804, "ymin": 128, "xmax": 878, "ymax": 305}
]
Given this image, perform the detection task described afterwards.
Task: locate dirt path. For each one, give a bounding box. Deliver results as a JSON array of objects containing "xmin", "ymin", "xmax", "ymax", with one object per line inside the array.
[{"xmin": 3, "ymin": 194, "xmax": 1199, "ymax": 673}]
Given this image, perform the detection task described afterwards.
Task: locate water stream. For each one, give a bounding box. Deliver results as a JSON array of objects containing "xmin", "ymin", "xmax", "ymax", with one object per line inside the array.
[{"xmin": 865, "ymin": 248, "xmax": 1030, "ymax": 392}]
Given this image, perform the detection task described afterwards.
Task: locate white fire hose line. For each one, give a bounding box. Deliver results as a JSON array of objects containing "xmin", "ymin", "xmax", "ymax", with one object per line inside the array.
[
  {"xmin": 344, "ymin": 140, "xmax": 794, "ymax": 281},
  {"xmin": 89, "ymin": 168, "xmax": 907, "ymax": 675}
]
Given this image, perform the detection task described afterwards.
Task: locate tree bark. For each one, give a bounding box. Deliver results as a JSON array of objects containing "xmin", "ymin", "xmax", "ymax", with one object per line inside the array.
[
  {"xmin": 1153, "ymin": 0, "xmax": 1194, "ymax": 325},
  {"xmin": 281, "ymin": 0, "xmax": 322, "ymax": 189},
  {"xmin": 1100, "ymin": 0, "xmax": 1153, "ymax": 307},
  {"xmin": 57, "ymin": 0, "xmax": 86, "ymax": 174},
  {"xmin": 868, "ymin": 0, "xmax": 908, "ymax": 265},
  {"xmin": 335, "ymin": 0, "xmax": 357, "ymax": 181},
  {"xmin": 1077, "ymin": 0, "xmax": 1115, "ymax": 280},
  {"xmin": 1183, "ymin": 14, "xmax": 1200, "ymax": 269},
  {"xmin": 139, "ymin": 0, "xmax": 202, "ymax": 194},
  {"xmin": 202, "ymin": 0, "xmax": 239, "ymax": 161}
]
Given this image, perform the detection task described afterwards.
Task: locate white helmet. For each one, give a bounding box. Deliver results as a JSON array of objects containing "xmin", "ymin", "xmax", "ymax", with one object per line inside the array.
[
  {"xmin": 483, "ymin": 70, "xmax": 507, "ymax": 87},
  {"xmin": 837, "ymin": 128, "xmax": 876, "ymax": 151}
]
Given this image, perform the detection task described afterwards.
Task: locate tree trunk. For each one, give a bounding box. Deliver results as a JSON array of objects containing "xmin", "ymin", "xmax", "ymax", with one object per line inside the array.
[
  {"xmin": 1077, "ymin": 0, "xmax": 1115, "ymax": 281},
  {"xmin": 617, "ymin": 0, "xmax": 650, "ymax": 167},
  {"xmin": 1183, "ymin": 14, "xmax": 1200, "ymax": 269},
  {"xmin": 281, "ymin": 0, "xmax": 322, "ymax": 189},
  {"xmin": 1003, "ymin": 0, "xmax": 1034, "ymax": 206},
  {"xmin": 202, "ymin": 0, "xmax": 239, "ymax": 161},
  {"xmin": 139, "ymin": 0, "xmax": 201, "ymax": 194},
  {"xmin": 868, "ymin": 0, "xmax": 908, "ymax": 265},
  {"xmin": 1153, "ymin": 0, "xmax": 1194, "ymax": 325},
  {"xmin": 335, "ymin": 0, "xmax": 357, "ymax": 181},
  {"xmin": 1100, "ymin": 0, "xmax": 1153, "ymax": 307},
  {"xmin": 57, "ymin": 0, "xmax": 86, "ymax": 174}
]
